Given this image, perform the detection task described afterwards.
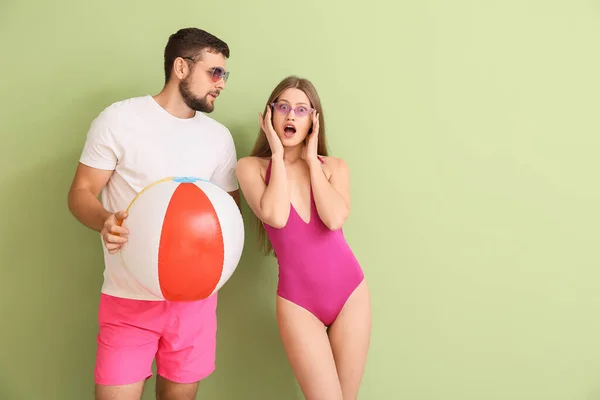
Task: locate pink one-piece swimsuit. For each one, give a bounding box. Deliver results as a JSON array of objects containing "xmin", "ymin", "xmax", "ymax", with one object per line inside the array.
[{"xmin": 263, "ymin": 158, "xmax": 364, "ymax": 327}]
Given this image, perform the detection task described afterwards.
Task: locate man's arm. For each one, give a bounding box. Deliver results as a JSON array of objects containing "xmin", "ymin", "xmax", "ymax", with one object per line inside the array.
[
  {"xmin": 70, "ymin": 108, "xmax": 122, "ymax": 231},
  {"xmin": 67, "ymin": 163, "xmax": 114, "ymax": 232},
  {"xmin": 68, "ymin": 109, "xmax": 129, "ymax": 253},
  {"xmin": 67, "ymin": 163, "xmax": 129, "ymax": 253}
]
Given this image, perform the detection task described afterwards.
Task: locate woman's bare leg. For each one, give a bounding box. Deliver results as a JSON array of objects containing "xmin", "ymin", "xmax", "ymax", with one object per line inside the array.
[
  {"xmin": 277, "ymin": 296, "xmax": 344, "ymax": 400},
  {"xmin": 327, "ymin": 280, "xmax": 372, "ymax": 399}
]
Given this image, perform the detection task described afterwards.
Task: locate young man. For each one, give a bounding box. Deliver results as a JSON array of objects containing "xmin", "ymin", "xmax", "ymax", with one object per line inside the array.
[{"xmin": 67, "ymin": 28, "xmax": 240, "ymax": 400}]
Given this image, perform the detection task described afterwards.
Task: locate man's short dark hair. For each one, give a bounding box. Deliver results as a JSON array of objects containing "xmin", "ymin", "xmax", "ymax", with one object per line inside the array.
[{"xmin": 163, "ymin": 28, "xmax": 230, "ymax": 83}]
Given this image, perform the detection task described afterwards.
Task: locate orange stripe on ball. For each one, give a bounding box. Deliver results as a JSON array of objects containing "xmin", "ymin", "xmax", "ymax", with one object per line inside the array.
[{"xmin": 158, "ymin": 182, "xmax": 224, "ymax": 301}]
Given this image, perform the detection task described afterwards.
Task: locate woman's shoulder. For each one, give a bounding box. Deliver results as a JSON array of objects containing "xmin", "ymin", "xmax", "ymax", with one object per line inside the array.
[
  {"xmin": 319, "ymin": 155, "xmax": 346, "ymax": 164},
  {"xmin": 236, "ymin": 156, "xmax": 270, "ymax": 177},
  {"xmin": 319, "ymin": 155, "xmax": 349, "ymax": 174},
  {"xmin": 237, "ymin": 156, "xmax": 270, "ymax": 167}
]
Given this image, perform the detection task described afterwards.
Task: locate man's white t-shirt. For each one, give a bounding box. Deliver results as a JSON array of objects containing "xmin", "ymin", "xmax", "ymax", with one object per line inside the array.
[{"xmin": 79, "ymin": 95, "xmax": 239, "ymax": 301}]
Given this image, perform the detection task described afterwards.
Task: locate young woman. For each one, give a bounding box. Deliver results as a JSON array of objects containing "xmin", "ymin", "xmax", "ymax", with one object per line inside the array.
[{"xmin": 236, "ymin": 76, "xmax": 371, "ymax": 399}]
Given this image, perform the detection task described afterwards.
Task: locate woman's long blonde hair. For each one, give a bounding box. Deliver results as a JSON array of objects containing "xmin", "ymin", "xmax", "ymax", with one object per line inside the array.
[{"xmin": 250, "ymin": 75, "xmax": 329, "ymax": 255}]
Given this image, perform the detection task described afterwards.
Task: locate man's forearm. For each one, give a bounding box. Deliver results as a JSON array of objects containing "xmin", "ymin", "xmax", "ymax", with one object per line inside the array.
[{"xmin": 68, "ymin": 188, "xmax": 112, "ymax": 232}]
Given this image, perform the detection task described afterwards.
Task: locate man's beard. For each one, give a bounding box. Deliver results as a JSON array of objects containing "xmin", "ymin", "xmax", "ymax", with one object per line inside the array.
[{"xmin": 179, "ymin": 77, "xmax": 214, "ymax": 113}]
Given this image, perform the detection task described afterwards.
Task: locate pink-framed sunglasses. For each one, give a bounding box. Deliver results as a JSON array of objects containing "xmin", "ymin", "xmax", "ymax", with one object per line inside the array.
[{"xmin": 271, "ymin": 102, "xmax": 314, "ymax": 118}]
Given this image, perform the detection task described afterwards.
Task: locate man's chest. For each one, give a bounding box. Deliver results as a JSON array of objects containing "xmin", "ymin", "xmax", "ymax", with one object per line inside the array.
[{"xmin": 116, "ymin": 130, "xmax": 222, "ymax": 186}]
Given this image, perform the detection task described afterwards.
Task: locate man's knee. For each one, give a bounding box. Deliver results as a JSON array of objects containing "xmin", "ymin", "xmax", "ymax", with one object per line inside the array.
[
  {"xmin": 95, "ymin": 381, "xmax": 145, "ymax": 400},
  {"xmin": 156, "ymin": 375, "xmax": 199, "ymax": 400}
]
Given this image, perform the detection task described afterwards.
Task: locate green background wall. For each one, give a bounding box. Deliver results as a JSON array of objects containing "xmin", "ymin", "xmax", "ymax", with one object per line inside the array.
[{"xmin": 1, "ymin": 0, "xmax": 600, "ymax": 399}]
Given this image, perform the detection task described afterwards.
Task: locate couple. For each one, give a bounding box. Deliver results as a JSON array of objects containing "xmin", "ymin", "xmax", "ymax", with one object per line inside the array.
[{"xmin": 67, "ymin": 27, "xmax": 371, "ymax": 400}]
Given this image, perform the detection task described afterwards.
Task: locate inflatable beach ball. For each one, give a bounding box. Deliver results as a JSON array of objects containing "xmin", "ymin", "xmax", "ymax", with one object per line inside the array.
[{"xmin": 119, "ymin": 176, "xmax": 244, "ymax": 301}]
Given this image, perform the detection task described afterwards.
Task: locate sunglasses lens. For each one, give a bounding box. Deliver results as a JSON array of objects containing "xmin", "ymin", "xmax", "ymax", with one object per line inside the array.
[
  {"xmin": 274, "ymin": 103, "xmax": 289, "ymax": 113},
  {"xmin": 296, "ymin": 107, "xmax": 311, "ymax": 117},
  {"xmin": 212, "ymin": 67, "xmax": 224, "ymax": 82}
]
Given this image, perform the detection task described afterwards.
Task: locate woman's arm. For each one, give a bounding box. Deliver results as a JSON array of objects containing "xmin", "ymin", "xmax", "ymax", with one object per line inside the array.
[
  {"xmin": 236, "ymin": 155, "xmax": 291, "ymax": 229},
  {"xmin": 309, "ymin": 157, "xmax": 351, "ymax": 230}
]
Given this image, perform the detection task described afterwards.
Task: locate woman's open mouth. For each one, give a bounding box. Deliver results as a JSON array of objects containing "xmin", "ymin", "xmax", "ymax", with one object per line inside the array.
[{"xmin": 283, "ymin": 124, "xmax": 296, "ymax": 138}]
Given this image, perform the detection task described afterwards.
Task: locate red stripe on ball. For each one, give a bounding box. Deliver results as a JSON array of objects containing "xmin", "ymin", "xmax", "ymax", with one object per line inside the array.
[{"xmin": 158, "ymin": 182, "xmax": 224, "ymax": 301}]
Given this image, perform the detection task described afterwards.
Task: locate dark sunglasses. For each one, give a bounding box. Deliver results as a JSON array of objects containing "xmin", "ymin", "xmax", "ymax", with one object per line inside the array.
[{"xmin": 182, "ymin": 57, "xmax": 230, "ymax": 83}]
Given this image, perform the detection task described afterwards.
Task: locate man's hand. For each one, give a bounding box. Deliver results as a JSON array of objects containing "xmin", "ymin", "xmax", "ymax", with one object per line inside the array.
[{"xmin": 101, "ymin": 211, "xmax": 129, "ymax": 254}]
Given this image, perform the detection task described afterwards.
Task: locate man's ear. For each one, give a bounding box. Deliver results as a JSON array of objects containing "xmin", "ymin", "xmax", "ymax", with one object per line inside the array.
[{"xmin": 173, "ymin": 57, "xmax": 190, "ymax": 80}]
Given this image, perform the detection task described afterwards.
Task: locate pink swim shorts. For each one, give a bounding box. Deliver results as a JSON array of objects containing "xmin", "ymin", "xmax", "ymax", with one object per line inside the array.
[{"xmin": 94, "ymin": 292, "xmax": 218, "ymax": 386}]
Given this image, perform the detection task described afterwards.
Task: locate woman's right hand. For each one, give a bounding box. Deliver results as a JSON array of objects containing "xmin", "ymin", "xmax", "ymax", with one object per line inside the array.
[{"xmin": 259, "ymin": 105, "xmax": 284, "ymax": 157}]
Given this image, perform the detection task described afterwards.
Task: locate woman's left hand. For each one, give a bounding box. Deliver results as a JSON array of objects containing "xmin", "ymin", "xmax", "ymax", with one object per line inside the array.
[{"xmin": 302, "ymin": 110, "xmax": 320, "ymax": 164}]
